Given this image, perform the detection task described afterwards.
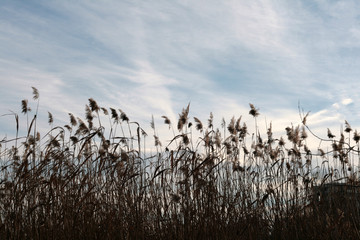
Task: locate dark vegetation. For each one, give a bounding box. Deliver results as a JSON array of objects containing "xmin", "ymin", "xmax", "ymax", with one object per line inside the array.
[{"xmin": 1, "ymin": 87, "xmax": 360, "ymax": 239}]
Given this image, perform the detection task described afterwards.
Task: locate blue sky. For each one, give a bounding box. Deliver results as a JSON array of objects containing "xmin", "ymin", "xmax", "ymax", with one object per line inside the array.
[{"xmin": 1, "ymin": 0, "xmax": 360, "ymax": 145}]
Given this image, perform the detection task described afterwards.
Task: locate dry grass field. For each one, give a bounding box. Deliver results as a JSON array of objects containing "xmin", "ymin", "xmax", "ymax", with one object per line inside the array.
[{"xmin": 1, "ymin": 87, "xmax": 360, "ymax": 239}]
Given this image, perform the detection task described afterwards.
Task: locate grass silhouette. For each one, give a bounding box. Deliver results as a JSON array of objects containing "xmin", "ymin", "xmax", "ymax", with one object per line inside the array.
[{"xmin": 1, "ymin": 87, "xmax": 360, "ymax": 239}]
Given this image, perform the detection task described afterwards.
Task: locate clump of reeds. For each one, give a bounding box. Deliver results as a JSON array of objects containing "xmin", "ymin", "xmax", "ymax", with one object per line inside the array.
[{"xmin": 1, "ymin": 87, "xmax": 360, "ymax": 239}]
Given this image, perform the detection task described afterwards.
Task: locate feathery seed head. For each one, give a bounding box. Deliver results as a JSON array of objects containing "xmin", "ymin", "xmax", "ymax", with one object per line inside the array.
[
  {"xmin": 249, "ymin": 103, "xmax": 259, "ymax": 117},
  {"xmin": 110, "ymin": 108, "xmax": 119, "ymax": 122},
  {"xmin": 228, "ymin": 117, "xmax": 236, "ymax": 135},
  {"xmin": 75, "ymin": 118, "xmax": 89, "ymax": 135},
  {"xmin": 301, "ymin": 126, "xmax": 307, "ymax": 139},
  {"xmin": 88, "ymin": 98, "xmax": 100, "ymax": 112},
  {"xmin": 69, "ymin": 113, "xmax": 77, "ymax": 126},
  {"xmin": 345, "ymin": 120, "xmax": 352, "ymax": 133},
  {"xmin": 327, "ymin": 128, "xmax": 335, "ymax": 139},
  {"xmin": 161, "ymin": 116, "xmax": 171, "ymax": 125},
  {"xmin": 215, "ymin": 129, "xmax": 222, "ymax": 148},
  {"xmin": 21, "ymin": 99, "xmax": 30, "ymax": 114},
  {"xmin": 208, "ymin": 112, "xmax": 213, "ymax": 129},
  {"xmin": 64, "ymin": 124, "xmax": 72, "ymax": 132},
  {"xmin": 31, "ymin": 87, "xmax": 39, "ymax": 100},
  {"xmin": 48, "ymin": 112, "xmax": 53, "ymax": 125},
  {"xmin": 278, "ymin": 137, "xmax": 285, "ymax": 146},
  {"xmin": 119, "ymin": 109, "xmax": 129, "ymax": 122},
  {"xmin": 182, "ymin": 134, "xmax": 190, "ymax": 145},
  {"xmin": 101, "ymin": 107, "xmax": 108, "ymax": 115},
  {"xmin": 177, "ymin": 103, "xmax": 190, "ymax": 131},
  {"xmin": 154, "ymin": 135, "xmax": 161, "ymax": 146},
  {"xmin": 194, "ymin": 117, "xmax": 203, "ymax": 132},
  {"xmin": 353, "ymin": 130, "xmax": 360, "ymax": 143},
  {"xmin": 302, "ymin": 112, "xmax": 309, "ymax": 125},
  {"xmin": 85, "ymin": 105, "xmax": 93, "ymax": 122},
  {"xmin": 235, "ymin": 116, "xmax": 242, "ymax": 132},
  {"xmin": 150, "ymin": 115, "xmax": 155, "ymax": 129}
]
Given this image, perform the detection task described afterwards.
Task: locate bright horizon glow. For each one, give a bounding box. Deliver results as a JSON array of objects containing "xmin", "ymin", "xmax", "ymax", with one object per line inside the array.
[{"xmin": 1, "ymin": 1, "xmax": 360, "ymax": 150}]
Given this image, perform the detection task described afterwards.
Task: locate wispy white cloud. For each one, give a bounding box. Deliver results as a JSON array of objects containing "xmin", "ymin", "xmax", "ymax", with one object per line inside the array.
[
  {"xmin": 341, "ymin": 98, "xmax": 353, "ymax": 106},
  {"xmin": 2, "ymin": 0, "xmax": 360, "ymax": 147}
]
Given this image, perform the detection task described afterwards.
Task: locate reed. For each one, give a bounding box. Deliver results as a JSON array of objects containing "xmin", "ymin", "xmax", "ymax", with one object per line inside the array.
[{"xmin": 1, "ymin": 87, "xmax": 360, "ymax": 239}]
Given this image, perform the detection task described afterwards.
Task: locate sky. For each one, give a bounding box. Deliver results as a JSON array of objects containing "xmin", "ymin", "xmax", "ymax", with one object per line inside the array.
[{"xmin": 1, "ymin": 0, "xmax": 360, "ymax": 148}]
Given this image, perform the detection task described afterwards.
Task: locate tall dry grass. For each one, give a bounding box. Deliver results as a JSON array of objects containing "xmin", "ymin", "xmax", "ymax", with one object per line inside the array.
[{"xmin": 1, "ymin": 87, "xmax": 360, "ymax": 239}]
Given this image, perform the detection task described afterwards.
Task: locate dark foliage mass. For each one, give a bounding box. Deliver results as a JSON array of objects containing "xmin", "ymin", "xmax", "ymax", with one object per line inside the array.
[{"xmin": 1, "ymin": 88, "xmax": 360, "ymax": 239}]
